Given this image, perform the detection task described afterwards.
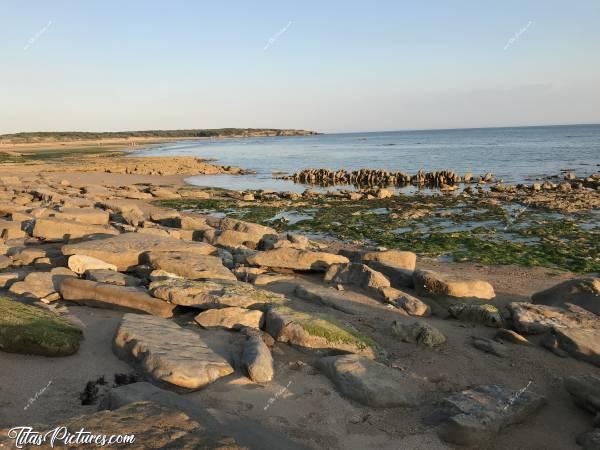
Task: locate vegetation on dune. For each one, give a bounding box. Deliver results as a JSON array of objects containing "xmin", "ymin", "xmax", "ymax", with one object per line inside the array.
[
  {"xmin": 0, "ymin": 147, "xmax": 126, "ymax": 164},
  {"xmin": 157, "ymin": 194, "xmax": 600, "ymax": 273},
  {"xmin": 0, "ymin": 296, "xmax": 82, "ymax": 356}
]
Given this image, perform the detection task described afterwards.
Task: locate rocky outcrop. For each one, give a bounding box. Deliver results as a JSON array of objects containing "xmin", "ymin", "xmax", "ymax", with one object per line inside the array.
[
  {"xmin": 317, "ymin": 354, "xmax": 423, "ymax": 407},
  {"xmin": 62, "ymin": 232, "xmax": 216, "ymax": 271},
  {"xmin": 248, "ymin": 247, "xmax": 349, "ymax": 271},
  {"xmin": 59, "ymin": 278, "xmax": 176, "ymax": 318},
  {"xmin": 532, "ymin": 277, "xmax": 600, "ymax": 315},
  {"xmin": 194, "ymin": 307, "xmax": 264, "ymax": 330},
  {"xmin": 324, "ymin": 263, "xmax": 390, "ymax": 298},
  {"xmin": 414, "ymin": 269, "xmax": 495, "ymax": 300},
  {"xmin": 113, "ymin": 314, "xmax": 234, "ymax": 390},
  {"xmin": 32, "ymin": 218, "xmax": 119, "ymax": 241},
  {"xmin": 144, "ymin": 251, "xmax": 236, "ymax": 281}
]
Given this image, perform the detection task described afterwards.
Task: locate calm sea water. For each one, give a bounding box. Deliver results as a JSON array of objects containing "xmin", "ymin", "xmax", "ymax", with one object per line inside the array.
[{"xmin": 135, "ymin": 124, "xmax": 600, "ymax": 193}]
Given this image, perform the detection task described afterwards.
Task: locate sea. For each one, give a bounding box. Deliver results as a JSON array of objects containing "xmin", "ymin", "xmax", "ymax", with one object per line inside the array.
[{"xmin": 134, "ymin": 124, "xmax": 600, "ymax": 193}]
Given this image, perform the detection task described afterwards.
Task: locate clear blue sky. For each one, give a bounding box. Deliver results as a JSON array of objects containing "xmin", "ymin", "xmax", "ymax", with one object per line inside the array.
[{"xmin": 1, "ymin": 0, "xmax": 599, "ymax": 133}]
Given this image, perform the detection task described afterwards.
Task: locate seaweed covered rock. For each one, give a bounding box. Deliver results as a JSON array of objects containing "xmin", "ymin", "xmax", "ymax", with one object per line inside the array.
[
  {"xmin": 391, "ymin": 319, "xmax": 446, "ymax": 347},
  {"xmin": 0, "ymin": 296, "xmax": 81, "ymax": 356}
]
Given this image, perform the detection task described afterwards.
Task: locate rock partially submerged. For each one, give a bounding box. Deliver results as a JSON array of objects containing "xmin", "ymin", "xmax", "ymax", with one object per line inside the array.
[
  {"xmin": 429, "ymin": 384, "xmax": 546, "ymax": 446},
  {"xmin": 0, "ymin": 296, "xmax": 81, "ymax": 356},
  {"xmin": 62, "ymin": 232, "xmax": 216, "ymax": 271},
  {"xmin": 113, "ymin": 313, "xmax": 234, "ymax": 390},
  {"xmin": 265, "ymin": 305, "xmax": 376, "ymax": 358},
  {"xmin": 317, "ymin": 354, "xmax": 423, "ymax": 407}
]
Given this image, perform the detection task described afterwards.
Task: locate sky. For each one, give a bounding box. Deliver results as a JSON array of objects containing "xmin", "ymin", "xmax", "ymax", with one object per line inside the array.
[{"xmin": 1, "ymin": 0, "xmax": 599, "ymax": 134}]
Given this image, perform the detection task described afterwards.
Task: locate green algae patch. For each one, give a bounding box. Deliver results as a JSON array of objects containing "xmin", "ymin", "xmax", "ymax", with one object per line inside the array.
[
  {"xmin": 0, "ymin": 296, "xmax": 82, "ymax": 356},
  {"xmin": 301, "ymin": 317, "xmax": 377, "ymax": 352}
]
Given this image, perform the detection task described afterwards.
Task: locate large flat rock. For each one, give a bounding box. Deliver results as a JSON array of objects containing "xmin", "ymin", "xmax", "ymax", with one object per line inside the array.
[
  {"xmin": 247, "ymin": 247, "xmax": 349, "ymax": 271},
  {"xmin": 317, "ymin": 354, "xmax": 423, "ymax": 407},
  {"xmin": 114, "ymin": 313, "xmax": 234, "ymax": 390},
  {"xmin": 145, "ymin": 251, "xmax": 236, "ymax": 281},
  {"xmin": 194, "ymin": 306, "xmax": 264, "ymax": 330},
  {"xmin": 8, "ymin": 267, "xmax": 76, "ymax": 300},
  {"xmin": 414, "ymin": 269, "xmax": 495, "ymax": 300},
  {"xmin": 532, "ymin": 277, "xmax": 600, "ymax": 315},
  {"xmin": 265, "ymin": 305, "xmax": 376, "ymax": 358},
  {"xmin": 430, "ymin": 384, "xmax": 546, "ymax": 446},
  {"xmin": 62, "ymin": 232, "xmax": 216, "ymax": 271},
  {"xmin": 150, "ymin": 278, "xmax": 286, "ymax": 309},
  {"xmin": 508, "ymin": 302, "xmax": 598, "ymax": 335},
  {"xmin": 33, "ymin": 218, "xmax": 119, "ymax": 241},
  {"xmin": 60, "ymin": 278, "xmax": 176, "ymax": 318}
]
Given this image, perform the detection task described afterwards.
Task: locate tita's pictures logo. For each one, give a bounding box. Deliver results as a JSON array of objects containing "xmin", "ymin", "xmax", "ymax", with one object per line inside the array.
[{"xmin": 6, "ymin": 426, "xmax": 136, "ymax": 448}]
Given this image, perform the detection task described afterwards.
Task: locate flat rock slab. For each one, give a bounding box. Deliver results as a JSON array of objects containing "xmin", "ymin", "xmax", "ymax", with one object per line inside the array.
[
  {"xmin": 62, "ymin": 232, "xmax": 216, "ymax": 271},
  {"xmin": 554, "ymin": 326, "xmax": 600, "ymax": 367},
  {"xmin": 564, "ymin": 374, "xmax": 600, "ymax": 415},
  {"xmin": 362, "ymin": 250, "xmax": 417, "ymax": 271},
  {"xmin": 85, "ymin": 268, "xmax": 142, "ymax": 286},
  {"xmin": 532, "ymin": 277, "xmax": 600, "ymax": 315},
  {"xmin": 317, "ymin": 354, "xmax": 423, "ymax": 407},
  {"xmin": 414, "ymin": 269, "xmax": 495, "ymax": 300},
  {"xmin": 0, "ymin": 401, "xmax": 243, "ymax": 449},
  {"xmin": 114, "ymin": 314, "xmax": 234, "ymax": 390},
  {"xmin": 32, "ymin": 218, "xmax": 119, "ymax": 241},
  {"xmin": 43, "ymin": 207, "xmax": 109, "ymax": 225},
  {"xmin": 195, "ymin": 306, "xmax": 264, "ymax": 330},
  {"xmin": 150, "ymin": 278, "xmax": 286, "ymax": 309},
  {"xmin": 430, "ymin": 384, "xmax": 546, "ymax": 446},
  {"xmin": 68, "ymin": 254, "xmax": 117, "ymax": 274},
  {"xmin": 508, "ymin": 302, "xmax": 599, "ymax": 335},
  {"xmin": 247, "ymin": 247, "xmax": 349, "ymax": 271},
  {"xmin": 0, "ymin": 295, "xmax": 81, "ymax": 356},
  {"xmin": 8, "ymin": 267, "xmax": 76, "ymax": 300},
  {"xmin": 60, "ymin": 278, "xmax": 176, "ymax": 318},
  {"xmin": 265, "ymin": 305, "xmax": 376, "ymax": 358},
  {"xmin": 294, "ymin": 283, "xmax": 365, "ymax": 315},
  {"xmin": 145, "ymin": 251, "xmax": 236, "ymax": 281}
]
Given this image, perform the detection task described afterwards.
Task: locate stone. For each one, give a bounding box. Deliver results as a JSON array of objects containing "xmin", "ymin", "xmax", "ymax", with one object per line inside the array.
[
  {"xmin": 0, "ymin": 219, "xmax": 26, "ymax": 240},
  {"xmin": 0, "ymin": 295, "xmax": 81, "ymax": 356},
  {"xmin": 577, "ymin": 430, "xmax": 600, "ymax": 450},
  {"xmin": 414, "ymin": 270, "xmax": 495, "ymax": 300},
  {"xmin": 150, "ymin": 278, "xmax": 286, "ymax": 310},
  {"xmin": 44, "ymin": 207, "xmax": 109, "ymax": 225},
  {"xmin": 113, "ymin": 314, "xmax": 234, "ymax": 390},
  {"xmin": 430, "ymin": 384, "xmax": 546, "ymax": 446},
  {"xmin": 62, "ymin": 232, "xmax": 216, "ymax": 271},
  {"xmin": 219, "ymin": 217, "xmax": 276, "ymax": 241},
  {"xmin": 564, "ymin": 374, "xmax": 600, "ymax": 415},
  {"xmin": 145, "ymin": 251, "xmax": 236, "ymax": 281},
  {"xmin": 507, "ymin": 302, "xmax": 598, "ymax": 335},
  {"xmin": 67, "ymin": 254, "xmax": 117, "ymax": 274},
  {"xmin": 362, "ymin": 249, "xmax": 417, "ymax": 271},
  {"xmin": 194, "ymin": 307, "xmax": 264, "ymax": 330},
  {"xmin": 9, "ymin": 267, "xmax": 76, "ymax": 299},
  {"xmin": 363, "ymin": 260, "xmax": 415, "ymax": 288},
  {"xmin": 0, "ymin": 255, "xmax": 10, "ymax": 269},
  {"xmin": 294, "ymin": 284, "xmax": 363, "ymax": 315},
  {"xmin": 247, "ymin": 247, "xmax": 349, "ymax": 271},
  {"xmin": 553, "ymin": 327, "xmax": 600, "ymax": 367},
  {"xmin": 470, "ymin": 336, "xmax": 507, "ymax": 357},
  {"xmin": 531, "ymin": 277, "xmax": 600, "ymax": 315},
  {"xmin": 265, "ymin": 305, "xmax": 376, "ymax": 358},
  {"xmin": 85, "ymin": 269, "xmax": 142, "ymax": 286},
  {"xmin": 0, "ymin": 271, "xmax": 24, "ymax": 289},
  {"xmin": 324, "ymin": 263, "xmax": 390, "ymax": 298},
  {"xmin": 0, "ymin": 401, "xmax": 244, "ymax": 449},
  {"xmin": 380, "ymin": 287, "xmax": 430, "ymax": 316},
  {"xmin": 448, "ymin": 303, "xmax": 504, "ymax": 327},
  {"xmin": 391, "ymin": 319, "xmax": 446, "ymax": 347},
  {"xmin": 317, "ymin": 354, "xmax": 424, "ymax": 407},
  {"xmin": 59, "ymin": 278, "xmax": 176, "ymax": 318},
  {"xmin": 32, "ymin": 218, "xmax": 119, "ymax": 241},
  {"xmin": 241, "ymin": 335, "xmax": 274, "ymax": 383},
  {"xmin": 494, "ymin": 328, "xmax": 530, "ymax": 346}
]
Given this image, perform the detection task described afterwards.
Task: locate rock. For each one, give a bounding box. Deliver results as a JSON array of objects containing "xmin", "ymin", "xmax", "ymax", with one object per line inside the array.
[
  {"xmin": 195, "ymin": 307, "xmax": 264, "ymax": 330},
  {"xmin": 564, "ymin": 374, "xmax": 600, "ymax": 415},
  {"xmin": 0, "ymin": 296, "xmax": 81, "ymax": 356},
  {"xmin": 294, "ymin": 284, "xmax": 363, "ymax": 315},
  {"xmin": 391, "ymin": 319, "xmax": 446, "ymax": 347},
  {"xmin": 317, "ymin": 354, "xmax": 423, "ymax": 407},
  {"xmin": 150, "ymin": 187, "xmax": 181, "ymax": 199},
  {"xmin": 32, "ymin": 218, "xmax": 119, "ymax": 241},
  {"xmin": 0, "ymin": 219, "xmax": 26, "ymax": 240},
  {"xmin": 114, "ymin": 314, "xmax": 234, "ymax": 390},
  {"xmin": 448, "ymin": 303, "xmax": 503, "ymax": 327},
  {"xmin": 219, "ymin": 217, "xmax": 276, "ymax": 242},
  {"xmin": 553, "ymin": 326, "xmax": 600, "ymax": 367},
  {"xmin": 62, "ymin": 232, "xmax": 216, "ymax": 271},
  {"xmin": 577, "ymin": 430, "xmax": 600, "ymax": 450},
  {"xmin": 85, "ymin": 268, "xmax": 142, "ymax": 286},
  {"xmin": 0, "ymin": 271, "xmax": 24, "ymax": 289},
  {"xmin": 362, "ymin": 249, "xmax": 417, "ymax": 271},
  {"xmin": 430, "ymin": 384, "xmax": 546, "ymax": 446},
  {"xmin": 414, "ymin": 270, "xmax": 495, "ymax": 300},
  {"xmin": 0, "ymin": 255, "xmax": 10, "ymax": 269},
  {"xmin": 247, "ymin": 247, "xmax": 349, "ymax": 271},
  {"xmin": 59, "ymin": 278, "xmax": 176, "ymax": 318},
  {"xmin": 324, "ymin": 263, "xmax": 390, "ymax": 298},
  {"xmin": 145, "ymin": 251, "xmax": 236, "ymax": 281},
  {"xmin": 0, "ymin": 401, "xmax": 243, "ymax": 449},
  {"xmin": 470, "ymin": 336, "xmax": 507, "ymax": 357},
  {"xmin": 494, "ymin": 328, "xmax": 530, "ymax": 346},
  {"xmin": 150, "ymin": 278, "xmax": 286, "ymax": 310},
  {"xmin": 380, "ymin": 287, "xmax": 430, "ymax": 316},
  {"xmin": 241, "ymin": 335, "xmax": 274, "ymax": 382},
  {"xmin": 363, "ymin": 260, "xmax": 415, "ymax": 288},
  {"xmin": 121, "ymin": 205, "xmax": 146, "ymax": 226},
  {"xmin": 68, "ymin": 254, "xmax": 117, "ymax": 274},
  {"xmin": 265, "ymin": 305, "xmax": 376, "ymax": 358},
  {"xmin": 9, "ymin": 267, "xmax": 76, "ymax": 299},
  {"xmin": 253, "ymin": 273, "xmax": 295, "ymax": 286},
  {"xmin": 44, "ymin": 207, "xmax": 109, "ymax": 225},
  {"xmin": 507, "ymin": 302, "xmax": 598, "ymax": 335},
  {"xmin": 531, "ymin": 277, "xmax": 600, "ymax": 315}
]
